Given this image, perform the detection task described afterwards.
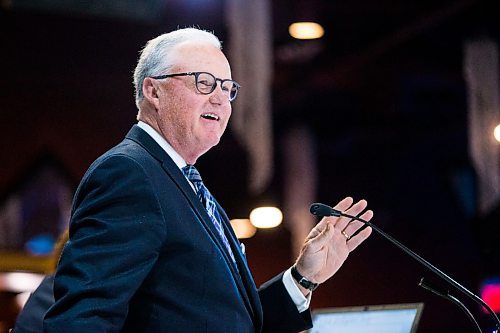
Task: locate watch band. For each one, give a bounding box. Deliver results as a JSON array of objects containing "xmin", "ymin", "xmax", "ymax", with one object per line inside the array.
[{"xmin": 291, "ymin": 265, "xmax": 319, "ymax": 291}]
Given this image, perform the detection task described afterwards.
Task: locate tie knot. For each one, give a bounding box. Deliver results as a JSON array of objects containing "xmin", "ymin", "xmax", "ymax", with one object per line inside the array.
[{"xmin": 182, "ymin": 165, "xmax": 203, "ymax": 183}]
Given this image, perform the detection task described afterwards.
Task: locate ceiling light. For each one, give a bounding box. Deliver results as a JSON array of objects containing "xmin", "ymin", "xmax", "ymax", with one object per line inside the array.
[
  {"xmin": 230, "ymin": 219, "xmax": 257, "ymax": 239},
  {"xmin": 289, "ymin": 22, "xmax": 324, "ymax": 40},
  {"xmin": 249, "ymin": 206, "xmax": 283, "ymax": 228}
]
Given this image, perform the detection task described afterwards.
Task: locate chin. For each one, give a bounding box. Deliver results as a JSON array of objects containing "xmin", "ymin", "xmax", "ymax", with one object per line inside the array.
[
  {"xmin": 196, "ymin": 139, "xmax": 220, "ymax": 157},
  {"xmin": 194, "ymin": 132, "xmax": 223, "ymax": 153},
  {"xmin": 207, "ymin": 133, "xmax": 223, "ymax": 146}
]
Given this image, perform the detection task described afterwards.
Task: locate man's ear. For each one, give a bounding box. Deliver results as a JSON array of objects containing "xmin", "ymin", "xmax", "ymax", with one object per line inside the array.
[{"xmin": 142, "ymin": 77, "xmax": 160, "ymax": 109}]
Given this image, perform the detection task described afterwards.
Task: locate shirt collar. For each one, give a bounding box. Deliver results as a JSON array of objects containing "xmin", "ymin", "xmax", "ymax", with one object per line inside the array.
[{"xmin": 137, "ymin": 121, "xmax": 187, "ymax": 170}]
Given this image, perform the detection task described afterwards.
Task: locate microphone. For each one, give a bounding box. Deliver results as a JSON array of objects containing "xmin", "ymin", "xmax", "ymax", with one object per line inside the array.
[
  {"xmin": 309, "ymin": 203, "xmax": 342, "ymax": 217},
  {"xmin": 310, "ymin": 202, "xmax": 500, "ymax": 333}
]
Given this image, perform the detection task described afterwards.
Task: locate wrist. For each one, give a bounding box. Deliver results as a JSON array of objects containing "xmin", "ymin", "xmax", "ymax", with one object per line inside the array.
[
  {"xmin": 291, "ymin": 265, "xmax": 319, "ymax": 292},
  {"xmin": 293, "ymin": 279, "xmax": 312, "ymax": 297}
]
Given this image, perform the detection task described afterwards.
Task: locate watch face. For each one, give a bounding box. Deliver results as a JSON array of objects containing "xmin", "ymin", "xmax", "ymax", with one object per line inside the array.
[{"xmin": 301, "ymin": 279, "xmax": 318, "ymax": 291}]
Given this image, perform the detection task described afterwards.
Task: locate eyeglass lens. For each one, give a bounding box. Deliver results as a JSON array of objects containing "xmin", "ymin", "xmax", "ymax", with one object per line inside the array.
[{"xmin": 195, "ymin": 72, "xmax": 239, "ymax": 101}]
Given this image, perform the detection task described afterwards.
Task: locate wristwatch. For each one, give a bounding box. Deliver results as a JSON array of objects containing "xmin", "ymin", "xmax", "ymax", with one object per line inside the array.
[{"xmin": 291, "ymin": 265, "xmax": 319, "ymax": 291}]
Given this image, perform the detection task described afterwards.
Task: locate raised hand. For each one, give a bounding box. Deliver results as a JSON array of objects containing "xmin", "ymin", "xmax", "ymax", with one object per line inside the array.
[{"xmin": 294, "ymin": 197, "xmax": 373, "ymax": 287}]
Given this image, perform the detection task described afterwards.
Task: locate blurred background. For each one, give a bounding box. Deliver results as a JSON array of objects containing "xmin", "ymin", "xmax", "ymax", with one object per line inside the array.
[{"xmin": 0, "ymin": 0, "xmax": 499, "ymax": 332}]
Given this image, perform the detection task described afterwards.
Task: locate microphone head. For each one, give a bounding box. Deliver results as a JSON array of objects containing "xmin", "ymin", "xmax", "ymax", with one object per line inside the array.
[{"xmin": 309, "ymin": 203, "xmax": 341, "ymax": 217}]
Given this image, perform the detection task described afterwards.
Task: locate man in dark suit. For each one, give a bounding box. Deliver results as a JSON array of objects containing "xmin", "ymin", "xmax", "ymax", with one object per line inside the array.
[{"xmin": 43, "ymin": 28, "xmax": 373, "ymax": 333}]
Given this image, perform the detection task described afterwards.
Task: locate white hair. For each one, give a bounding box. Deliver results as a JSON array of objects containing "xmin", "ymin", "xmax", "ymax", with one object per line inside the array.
[{"xmin": 133, "ymin": 28, "xmax": 222, "ymax": 108}]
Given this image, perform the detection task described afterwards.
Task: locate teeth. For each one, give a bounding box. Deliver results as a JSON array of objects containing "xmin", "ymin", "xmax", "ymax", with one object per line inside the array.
[{"xmin": 201, "ymin": 113, "xmax": 219, "ymax": 121}]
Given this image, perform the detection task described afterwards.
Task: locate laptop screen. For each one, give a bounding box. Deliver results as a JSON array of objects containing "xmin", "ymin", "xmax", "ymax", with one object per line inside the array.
[{"xmin": 310, "ymin": 303, "xmax": 424, "ymax": 333}]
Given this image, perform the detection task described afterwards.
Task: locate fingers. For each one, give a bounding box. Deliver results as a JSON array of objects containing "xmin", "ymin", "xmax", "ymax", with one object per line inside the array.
[
  {"xmin": 342, "ymin": 208, "xmax": 373, "ymax": 252},
  {"xmin": 331, "ymin": 198, "xmax": 373, "ymax": 251},
  {"xmin": 332, "ymin": 197, "xmax": 354, "ymax": 212},
  {"xmin": 311, "ymin": 197, "xmax": 370, "ymax": 238},
  {"xmin": 294, "ymin": 197, "xmax": 374, "ymax": 283},
  {"xmin": 306, "ymin": 197, "xmax": 352, "ymax": 240},
  {"xmin": 335, "ymin": 199, "xmax": 368, "ymax": 231},
  {"xmin": 307, "ymin": 197, "xmax": 373, "ymax": 253},
  {"xmin": 346, "ymin": 225, "xmax": 372, "ymax": 252},
  {"xmin": 342, "ymin": 209, "xmax": 373, "ymax": 238}
]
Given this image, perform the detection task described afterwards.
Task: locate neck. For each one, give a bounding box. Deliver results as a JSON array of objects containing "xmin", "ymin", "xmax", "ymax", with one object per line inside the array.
[{"xmin": 137, "ymin": 113, "xmax": 201, "ymax": 165}]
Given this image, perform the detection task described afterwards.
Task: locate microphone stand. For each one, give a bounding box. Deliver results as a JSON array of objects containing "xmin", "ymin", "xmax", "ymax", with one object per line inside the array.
[
  {"xmin": 310, "ymin": 203, "xmax": 500, "ymax": 333},
  {"xmin": 419, "ymin": 277, "xmax": 483, "ymax": 333}
]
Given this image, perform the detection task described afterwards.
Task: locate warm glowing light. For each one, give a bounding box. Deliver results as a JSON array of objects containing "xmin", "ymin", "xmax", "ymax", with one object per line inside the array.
[
  {"xmin": 16, "ymin": 291, "xmax": 32, "ymax": 308},
  {"xmin": 0, "ymin": 272, "xmax": 44, "ymax": 293},
  {"xmin": 249, "ymin": 207, "xmax": 283, "ymax": 228},
  {"xmin": 230, "ymin": 219, "xmax": 257, "ymax": 239},
  {"xmin": 289, "ymin": 22, "xmax": 324, "ymax": 40},
  {"xmin": 494, "ymin": 124, "xmax": 500, "ymax": 143}
]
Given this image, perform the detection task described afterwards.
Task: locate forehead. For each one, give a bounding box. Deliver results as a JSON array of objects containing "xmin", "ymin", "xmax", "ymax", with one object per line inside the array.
[{"xmin": 169, "ymin": 41, "xmax": 231, "ymax": 77}]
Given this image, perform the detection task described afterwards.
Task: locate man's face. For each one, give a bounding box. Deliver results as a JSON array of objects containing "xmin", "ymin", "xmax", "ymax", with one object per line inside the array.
[{"xmin": 153, "ymin": 42, "xmax": 233, "ymax": 164}]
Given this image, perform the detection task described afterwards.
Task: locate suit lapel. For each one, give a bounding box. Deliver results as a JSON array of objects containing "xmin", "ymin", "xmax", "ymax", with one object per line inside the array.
[
  {"xmin": 125, "ymin": 126, "xmax": 235, "ymax": 269},
  {"xmin": 125, "ymin": 125, "xmax": 262, "ymax": 329},
  {"xmin": 164, "ymin": 160, "xmax": 264, "ymax": 328},
  {"xmin": 217, "ymin": 203, "xmax": 264, "ymax": 329}
]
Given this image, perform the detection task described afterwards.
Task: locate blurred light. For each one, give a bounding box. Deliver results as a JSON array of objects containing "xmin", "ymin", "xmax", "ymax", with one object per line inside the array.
[
  {"xmin": 25, "ymin": 233, "xmax": 55, "ymax": 255},
  {"xmin": 249, "ymin": 207, "xmax": 283, "ymax": 228},
  {"xmin": 16, "ymin": 291, "xmax": 32, "ymax": 308},
  {"xmin": 0, "ymin": 272, "xmax": 44, "ymax": 293},
  {"xmin": 276, "ymin": 41, "xmax": 324, "ymax": 63},
  {"xmin": 480, "ymin": 279, "xmax": 500, "ymax": 313},
  {"xmin": 230, "ymin": 219, "xmax": 257, "ymax": 239},
  {"xmin": 494, "ymin": 124, "xmax": 500, "ymax": 143},
  {"xmin": 289, "ymin": 22, "xmax": 324, "ymax": 40}
]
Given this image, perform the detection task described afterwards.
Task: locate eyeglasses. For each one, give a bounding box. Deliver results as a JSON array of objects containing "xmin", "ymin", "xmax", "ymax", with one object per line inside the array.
[{"xmin": 151, "ymin": 71, "xmax": 241, "ymax": 102}]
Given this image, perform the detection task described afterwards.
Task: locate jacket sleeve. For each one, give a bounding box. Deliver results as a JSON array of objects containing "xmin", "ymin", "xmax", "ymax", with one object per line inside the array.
[
  {"xmin": 12, "ymin": 275, "xmax": 55, "ymax": 333},
  {"xmin": 44, "ymin": 154, "xmax": 166, "ymax": 333},
  {"xmin": 259, "ymin": 272, "xmax": 313, "ymax": 333}
]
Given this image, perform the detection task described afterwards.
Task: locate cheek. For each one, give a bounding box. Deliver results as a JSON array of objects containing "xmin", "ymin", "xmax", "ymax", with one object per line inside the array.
[
  {"xmin": 159, "ymin": 94, "xmax": 191, "ymax": 121},
  {"xmin": 221, "ymin": 115, "xmax": 230, "ymax": 131},
  {"xmin": 222, "ymin": 107, "xmax": 232, "ymax": 126},
  {"xmin": 170, "ymin": 91, "xmax": 204, "ymax": 113}
]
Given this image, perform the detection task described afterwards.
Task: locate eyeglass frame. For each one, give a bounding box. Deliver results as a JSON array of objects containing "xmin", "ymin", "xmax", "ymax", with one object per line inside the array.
[{"xmin": 150, "ymin": 71, "xmax": 241, "ymax": 102}]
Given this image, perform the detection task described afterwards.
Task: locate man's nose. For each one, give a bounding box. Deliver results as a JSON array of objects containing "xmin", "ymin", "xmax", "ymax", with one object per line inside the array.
[{"xmin": 209, "ymin": 84, "xmax": 229, "ymax": 104}]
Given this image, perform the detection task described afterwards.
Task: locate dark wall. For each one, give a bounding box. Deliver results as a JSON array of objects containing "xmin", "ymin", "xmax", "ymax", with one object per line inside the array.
[{"xmin": 1, "ymin": 3, "xmax": 499, "ymax": 333}]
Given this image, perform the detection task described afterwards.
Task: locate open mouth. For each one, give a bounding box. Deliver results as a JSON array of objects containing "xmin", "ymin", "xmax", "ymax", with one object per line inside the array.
[{"xmin": 201, "ymin": 113, "xmax": 220, "ymax": 121}]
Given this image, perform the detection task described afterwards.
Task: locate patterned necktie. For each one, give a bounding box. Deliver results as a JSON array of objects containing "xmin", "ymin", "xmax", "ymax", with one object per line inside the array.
[{"xmin": 182, "ymin": 165, "xmax": 236, "ymax": 263}]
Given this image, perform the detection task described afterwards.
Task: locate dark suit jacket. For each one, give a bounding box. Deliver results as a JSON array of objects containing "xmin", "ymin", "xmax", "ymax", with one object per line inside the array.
[
  {"xmin": 12, "ymin": 275, "xmax": 55, "ymax": 333},
  {"xmin": 43, "ymin": 125, "xmax": 312, "ymax": 333}
]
